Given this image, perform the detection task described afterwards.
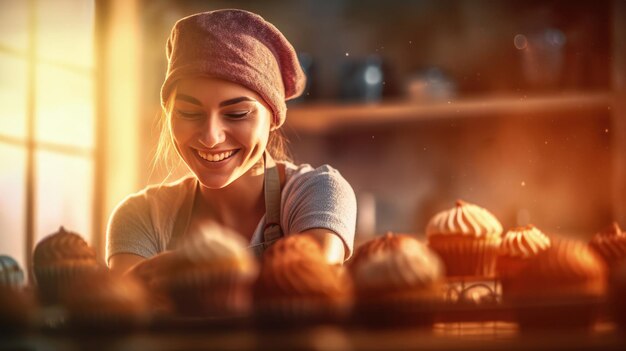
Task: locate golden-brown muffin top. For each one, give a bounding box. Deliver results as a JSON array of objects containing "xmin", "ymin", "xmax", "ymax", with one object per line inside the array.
[
  {"xmin": 33, "ymin": 227, "xmax": 97, "ymax": 267},
  {"xmin": 425, "ymin": 200, "xmax": 503, "ymax": 239},
  {"xmin": 508, "ymin": 238, "xmax": 607, "ymax": 297},
  {"xmin": 254, "ymin": 256, "xmax": 350, "ymax": 300},
  {"xmin": 262, "ymin": 234, "xmax": 325, "ymax": 262},
  {"xmin": 588, "ymin": 222, "xmax": 626, "ymax": 265},
  {"xmin": 254, "ymin": 235, "xmax": 350, "ymax": 300},
  {"xmin": 500, "ymin": 224, "xmax": 551, "ymax": 258}
]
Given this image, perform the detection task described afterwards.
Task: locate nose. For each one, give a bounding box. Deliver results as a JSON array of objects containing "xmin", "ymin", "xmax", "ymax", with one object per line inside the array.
[{"xmin": 199, "ymin": 114, "xmax": 226, "ymax": 148}]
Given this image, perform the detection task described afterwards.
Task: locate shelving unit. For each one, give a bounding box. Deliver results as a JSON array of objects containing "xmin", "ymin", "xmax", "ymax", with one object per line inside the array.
[{"xmin": 286, "ymin": 92, "xmax": 612, "ymax": 134}]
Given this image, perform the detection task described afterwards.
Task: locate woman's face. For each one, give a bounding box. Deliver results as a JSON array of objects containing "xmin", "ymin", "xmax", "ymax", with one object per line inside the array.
[{"xmin": 170, "ymin": 77, "xmax": 273, "ymax": 189}]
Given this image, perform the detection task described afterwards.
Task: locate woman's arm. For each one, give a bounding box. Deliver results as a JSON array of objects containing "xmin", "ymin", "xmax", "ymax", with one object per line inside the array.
[
  {"xmin": 282, "ymin": 165, "xmax": 357, "ymax": 262},
  {"xmin": 300, "ymin": 228, "xmax": 346, "ymax": 265}
]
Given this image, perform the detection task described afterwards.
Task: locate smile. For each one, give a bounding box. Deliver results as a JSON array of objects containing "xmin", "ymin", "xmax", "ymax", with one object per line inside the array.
[{"xmin": 196, "ymin": 149, "xmax": 238, "ymax": 162}]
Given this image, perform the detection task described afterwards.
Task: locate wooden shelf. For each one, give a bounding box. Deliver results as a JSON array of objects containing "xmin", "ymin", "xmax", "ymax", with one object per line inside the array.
[{"xmin": 285, "ymin": 92, "xmax": 612, "ymax": 134}]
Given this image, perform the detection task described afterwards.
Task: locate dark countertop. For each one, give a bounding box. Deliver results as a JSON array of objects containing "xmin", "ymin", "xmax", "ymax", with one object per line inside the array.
[{"xmin": 3, "ymin": 322, "xmax": 625, "ymax": 351}]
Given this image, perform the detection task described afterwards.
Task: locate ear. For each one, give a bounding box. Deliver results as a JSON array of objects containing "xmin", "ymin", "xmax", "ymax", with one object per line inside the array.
[{"xmin": 269, "ymin": 117, "xmax": 279, "ymax": 132}]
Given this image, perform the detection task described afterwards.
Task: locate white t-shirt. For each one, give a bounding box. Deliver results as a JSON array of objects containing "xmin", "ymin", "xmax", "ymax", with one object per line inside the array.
[{"xmin": 105, "ymin": 162, "xmax": 357, "ymax": 264}]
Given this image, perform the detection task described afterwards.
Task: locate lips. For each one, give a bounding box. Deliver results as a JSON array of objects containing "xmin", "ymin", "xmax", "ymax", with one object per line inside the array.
[{"xmin": 195, "ymin": 148, "xmax": 240, "ymax": 163}]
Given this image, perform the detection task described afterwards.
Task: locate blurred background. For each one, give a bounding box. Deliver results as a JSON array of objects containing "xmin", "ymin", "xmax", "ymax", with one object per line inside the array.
[{"xmin": 0, "ymin": 0, "xmax": 624, "ymax": 274}]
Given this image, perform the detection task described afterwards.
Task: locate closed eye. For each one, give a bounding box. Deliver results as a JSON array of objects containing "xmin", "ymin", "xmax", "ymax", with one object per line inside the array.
[
  {"xmin": 224, "ymin": 110, "xmax": 250, "ymax": 119},
  {"xmin": 175, "ymin": 110, "xmax": 204, "ymax": 119}
]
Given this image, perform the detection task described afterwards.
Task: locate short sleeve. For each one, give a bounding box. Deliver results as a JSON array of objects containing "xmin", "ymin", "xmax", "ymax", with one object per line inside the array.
[
  {"xmin": 281, "ymin": 164, "xmax": 357, "ymax": 259},
  {"xmin": 105, "ymin": 193, "xmax": 160, "ymax": 265}
]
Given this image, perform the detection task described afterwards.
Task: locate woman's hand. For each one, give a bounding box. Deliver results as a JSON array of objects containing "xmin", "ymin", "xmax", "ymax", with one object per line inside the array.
[{"xmin": 300, "ymin": 228, "xmax": 346, "ymax": 265}]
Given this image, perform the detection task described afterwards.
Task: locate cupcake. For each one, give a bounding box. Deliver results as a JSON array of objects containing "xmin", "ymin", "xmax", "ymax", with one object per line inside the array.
[
  {"xmin": 63, "ymin": 270, "xmax": 150, "ymax": 330},
  {"xmin": 497, "ymin": 225, "xmax": 551, "ymax": 291},
  {"xmin": 159, "ymin": 222, "xmax": 258, "ymax": 318},
  {"xmin": 426, "ymin": 200, "xmax": 503, "ymax": 278},
  {"xmin": 348, "ymin": 233, "xmax": 444, "ymax": 327},
  {"xmin": 253, "ymin": 235, "xmax": 352, "ymax": 327},
  {"xmin": 125, "ymin": 251, "xmax": 177, "ymax": 317},
  {"xmin": 0, "ymin": 256, "xmax": 36, "ymax": 333},
  {"xmin": 588, "ymin": 222, "xmax": 626, "ymax": 276},
  {"xmin": 347, "ymin": 232, "xmax": 410, "ymax": 273},
  {"xmin": 506, "ymin": 238, "xmax": 607, "ymax": 331},
  {"xmin": 32, "ymin": 227, "xmax": 102, "ymax": 305},
  {"xmin": 0, "ymin": 255, "xmax": 25, "ymax": 288}
]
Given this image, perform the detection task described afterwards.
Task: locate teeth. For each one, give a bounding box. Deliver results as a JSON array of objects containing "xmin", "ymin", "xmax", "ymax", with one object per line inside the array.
[{"xmin": 198, "ymin": 150, "xmax": 235, "ymax": 162}]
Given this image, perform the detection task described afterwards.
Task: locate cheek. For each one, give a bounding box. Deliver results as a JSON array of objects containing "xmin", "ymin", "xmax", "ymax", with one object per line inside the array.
[
  {"xmin": 256, "ymin": 121, "xmax": 271, "ymax": 144},
  {"xmin": 238, "ymin": 124, "xmax": 268, "ymax": 150},
  {"xmin": 170, "ymin": 120, "xmax": 195, "ymax": 145},
  {"xmin": 256, "ymin": 113, "xmax": 272, "ymax": 144},
  {"xmin": 238, "ymin": 114, "xmax": 271, "ymax": 147}
]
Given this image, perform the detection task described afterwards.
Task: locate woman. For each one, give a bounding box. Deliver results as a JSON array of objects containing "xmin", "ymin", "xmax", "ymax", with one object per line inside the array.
[{"xmin": 106, "ymin": 9, "xmax": 357, "ymax": 275}]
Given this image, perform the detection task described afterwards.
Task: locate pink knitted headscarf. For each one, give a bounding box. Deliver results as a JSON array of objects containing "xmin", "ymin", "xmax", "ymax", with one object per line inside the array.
[{"xmin": 160, "ymin": 9, "xmax": 306, "ymax": 128}]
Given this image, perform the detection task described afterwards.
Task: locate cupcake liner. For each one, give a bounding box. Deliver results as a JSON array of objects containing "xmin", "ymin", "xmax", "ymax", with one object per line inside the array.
[
  {"xmin": 254, "ymin": 296, "xmax": 351, "ymax": 328},
  {"xmin": 496, "ymin": 256, "xmax": 530, "ymax": 280},
  {"xmin": 0, "ymin": 287, "xmax": 37, "ymax": 333},
  {"xmin": 429, "ymin": 236, "xmax": 500, "ymax": 278},
  {"xmin": 497, "ymin": 256, "xmax": 531, "ymax": 298},
  {"xmin": 354, "ymin": 288, "xmax": 441, "ymax": 328},
  {"xmin": 34, "ymin": 264, "xmax": 101, "ymax": 306},
  {"xmin": 162, "ymin": 266, "xmax": 254, "ymax": 318}
]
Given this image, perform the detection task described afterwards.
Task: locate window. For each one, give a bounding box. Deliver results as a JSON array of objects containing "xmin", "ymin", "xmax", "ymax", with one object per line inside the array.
[{"xmin": 0, "ymin": 0, "xmax": 96, "ymax": 273}]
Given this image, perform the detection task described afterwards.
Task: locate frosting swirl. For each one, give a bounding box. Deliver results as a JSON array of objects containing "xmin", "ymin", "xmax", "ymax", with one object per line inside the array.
[
  {"xmin": 179, "ymin": 222, "xmax": 257, "ymax": 278},
  {"xmin": 588, "ymin": 222, "xmax": 626, "ymax": 265},
  {"xmin": 425, "ymin": 200, "xmax": 503, "ymax": 239},
  {"xmin": 347, "ymin": 232, "xmax": 410, "ymax": 272},
  {"xmin": 500, "ymin": 225, "xmax": 551, "ymax": 258},
  {"xmin": 351, "ymin": 236, "xmax": 443, "ymax": 292},
  {"xmin": 33, "ymin": 227, "xmax": 97, "ymax": 266}
]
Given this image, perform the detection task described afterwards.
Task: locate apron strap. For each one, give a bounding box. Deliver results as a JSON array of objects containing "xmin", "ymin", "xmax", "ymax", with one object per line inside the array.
[
  {"xmin": 167, "ymin": 177, "xmax": 198, "ymax": 250},
  {"xmin": 261, "ymin": 152, "xmax": 284, "ymax": 252}
]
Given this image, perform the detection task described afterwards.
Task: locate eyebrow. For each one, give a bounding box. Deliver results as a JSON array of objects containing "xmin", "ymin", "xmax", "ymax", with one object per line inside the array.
[
  {"xmin": 175, "ymin": 94, "xmax": 256, "ymax": 107},
  {"xmin": 175, "ymin": 94, "xmax": 202, "ymax": 105},
  {"xmin": 219, "ymin": 96, "xmax": 256, "ymax": 107}
]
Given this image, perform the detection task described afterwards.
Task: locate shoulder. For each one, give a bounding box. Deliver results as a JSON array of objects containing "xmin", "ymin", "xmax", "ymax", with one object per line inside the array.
[
  {"xmin": 280, "ymin": 162, "xmax": 355, "ymax": 201},
  {"xmin": 110, "ymin": 176, "xmax": 196, "ymax": 218},
  {"xmin": 281, "ymin": 162, "xmax": 351, "ymax": 188}
]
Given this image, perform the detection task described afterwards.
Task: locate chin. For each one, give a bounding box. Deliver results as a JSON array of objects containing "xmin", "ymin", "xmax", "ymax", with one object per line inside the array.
[{"xmin": 198, "ymin": 174, "xmax": 235, "ymax": 189}]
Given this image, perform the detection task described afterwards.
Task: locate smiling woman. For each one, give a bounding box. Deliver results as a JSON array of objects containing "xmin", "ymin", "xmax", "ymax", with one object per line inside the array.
[
  {"xmin": 168, "ymin": 77, "xmax": 273, "ymax": 190},
  {"xmin": 106, "ymin": 9, "xmax": 357, "ymax": 275}
]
